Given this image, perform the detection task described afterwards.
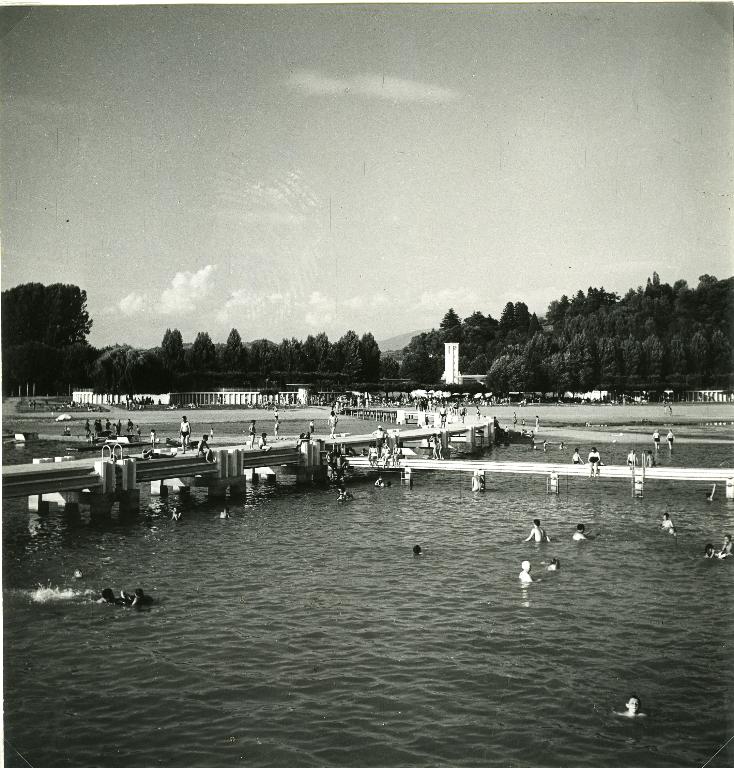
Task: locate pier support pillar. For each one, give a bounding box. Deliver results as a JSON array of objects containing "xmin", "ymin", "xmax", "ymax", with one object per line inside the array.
[
  {"xmin": 547, "ymin": 472, "xmax": 559, "ymax": 495},
  {"xmin": 88, "ymin": 496, "xmax": 113, "ymax": 520},
  {"xmin": 441, "ymin": 430, "xmax": 450, "ymax": 458},
  {"xmin": 401, "ymin": 467, "xmax": 413, "ymax": 488},
  {"xmin": 150, "ymin": 480, "xmax": 169, "ymax": 497},
  {"xmin": 117, "ymin": 489, "xmax": 141, "ymax": 515},
  {"xmin": 28, "ymin": 495, "xmax": 50, "ymax": 513},
  {"xmin": 471, "ymin": 470, "xmax": 485, "ymax": 492},
  {"xmin": 726, "ymin": 478, "xmax": 734, "ymax": 500},
  {"xmin": 207, "ymin": 479, "xmax": 229, "ymax": 500}
]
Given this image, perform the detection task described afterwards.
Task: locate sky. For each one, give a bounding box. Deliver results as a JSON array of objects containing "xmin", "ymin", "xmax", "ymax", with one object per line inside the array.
[{"xmin": 1, "ymin": 3, "xmax": 731, "ymax": 349}]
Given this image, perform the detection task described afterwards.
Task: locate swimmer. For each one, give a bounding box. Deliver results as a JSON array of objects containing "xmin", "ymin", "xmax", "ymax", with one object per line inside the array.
[
  {"xmin": 704, "ymin": 543, "xmax": 716, "ymax": 559},
  {"xmin": 559, "ymin": 441, "xmax": 565, "ymax": 451},
  {"xmin": 716, "ymin": 534, "xmax": 732, "ymax": 559},
  {"xmin": 374, "ymin": 476, "xmax": 385, "ymax": 487},
  {"xmin": 587, "ymin": 447, "xmax": 601, "ymax": 477},
  {"xmin": 98, "ymin": 588, "xmax": 124, "ymax": 606},
  {"xmin": 573, "ymin": 523, "xmax": 590, "ymax": 541},
  {"xmin": 121, "ymin": 588, "xmax": 153, "ymax": 608},
  {"xmin": 337, "ymin": 487, "xmax": 353, "ymax": 502},
  {"xmin": 660, "ymin": 512, "xmax": 676, "ymax": 536},
  {"xmin": 615, "ymin": 695, "xmax": 646, "ymax": 718},
  {"xmin": 524, "ymin": 518, "xmax": 551, "ymax": 543},
  {"xmin": 413, "ymin": 544, "xmax": 422, "ymax": 556},
  {"xmin": 73, "ymin": 569, "xmax": 83, "ymax": 579},
  {"xmin": 220, "ymin": 508, "xmax": 230, "ymax": 519},
  {"xmin": 546, "ymin": 558, "xmax": 560, "ymax": 571},
  {"xmin": 519, "ymin": 560, "xmax": 534, "ymax": 583},
  {"xmin": 572, "ymin": 448, "xmax": 584, "ymax": 465}
]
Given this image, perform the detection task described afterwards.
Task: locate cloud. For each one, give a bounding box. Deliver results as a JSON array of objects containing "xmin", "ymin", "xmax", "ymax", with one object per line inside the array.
[
  {"xmin": 116, "ymin": 291, "xmax": 146, "ymax": 317},
  {"xmin": 288, "ymin": 69, "xmax": 462, "ymax": 104},
  {"xmin": 159, "ymin": 265, "xmax": 216, "ymax": 316},
  {"xmin": 417, "ymin": 287, "xmax": 479, "ymax": 312}
]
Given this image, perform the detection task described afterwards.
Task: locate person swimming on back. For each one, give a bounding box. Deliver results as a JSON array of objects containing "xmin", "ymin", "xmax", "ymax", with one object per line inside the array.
[
  {"xmin": 615, "ymin": 695, "xmax": 646, "ymax": 718},
  {"xmin": 524, "ymin": 519, "xmax": 551, "ymax": 543},
  {"xmin": 660, "ymin": 512, "xmax": 676, "ymax": 536},
  {"xmin": 120, "ymin": 588, "xmax": 153, "ymax": 608},
  {"xmin": 717, "ymin": 534, "xmax": 732, "ymax": 559},
  {"xmin": 704, "ymin": 543, "xmax": 716, "ymax": 559}
]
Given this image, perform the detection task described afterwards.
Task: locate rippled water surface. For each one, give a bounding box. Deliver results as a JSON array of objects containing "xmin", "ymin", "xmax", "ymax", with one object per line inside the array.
[{"xmin": 3, "ymin": 439, "xmax": 734, "ymax": 767}]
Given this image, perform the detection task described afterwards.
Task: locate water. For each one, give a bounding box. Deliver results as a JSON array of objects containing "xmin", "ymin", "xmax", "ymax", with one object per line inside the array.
[{"xmin": 3, "ymin": 439, "xmax": 734, "ymax": 767}]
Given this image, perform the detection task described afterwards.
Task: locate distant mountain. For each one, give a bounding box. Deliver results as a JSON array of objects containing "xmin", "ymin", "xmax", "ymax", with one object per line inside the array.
[{"xmin": 379, "ymin": 329, "xmax": 428, "ymax": 352}]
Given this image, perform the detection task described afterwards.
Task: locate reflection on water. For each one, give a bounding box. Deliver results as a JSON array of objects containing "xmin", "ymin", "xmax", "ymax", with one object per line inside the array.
[{"xmin": 3, "ymin": 440, "xmax": 734, "ymax": 768}]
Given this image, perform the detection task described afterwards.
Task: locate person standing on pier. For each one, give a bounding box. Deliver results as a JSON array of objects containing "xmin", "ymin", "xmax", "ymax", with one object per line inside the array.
[
  {"xmin": 535, "ymin": 415, "xmax": 540, "ymax": 433},
  {"xmin": 180, "ymin": 415, "xmax": 191, "ymax": 453},
  {"xmin": 273, "ymin": 409, "xmax": 280, "ymax": 440},
  {"xmin": 329, "ymin": 410, "xmax": 338, "ymax": 439},
  {"xmin": 248, "ymin": 420, "xmax": 257, "ymax": 449},
  {"xmin": 588, "ymin": 447, "xmax": 601, "ymax": 477}
]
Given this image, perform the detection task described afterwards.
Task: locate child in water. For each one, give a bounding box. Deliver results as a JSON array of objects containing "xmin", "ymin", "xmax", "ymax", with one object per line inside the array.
[
  {"xmin": 615, "ymin": 695, "xmax": 646, "ymax": 717},
  {"xmin": 660, "ymin": 512, "xmax": 676, "ymax": 536}
]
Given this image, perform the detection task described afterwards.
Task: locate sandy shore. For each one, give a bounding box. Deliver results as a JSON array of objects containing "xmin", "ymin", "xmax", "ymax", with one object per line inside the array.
[{"xmin": 4, "ymin": 399, "xmax": 732, "ymax": 447}]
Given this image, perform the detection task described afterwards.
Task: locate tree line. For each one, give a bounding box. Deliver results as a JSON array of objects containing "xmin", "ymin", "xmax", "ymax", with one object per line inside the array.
[
  {"xmin": 400, "ymin": 273, "xmax": 733, "ymax": 393},
  {"xmin": 2, "ymin": 273, "xmax": 731, "ymax": 397}
]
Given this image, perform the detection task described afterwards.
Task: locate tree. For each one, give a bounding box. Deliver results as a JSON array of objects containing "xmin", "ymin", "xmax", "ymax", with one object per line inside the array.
[
  {"xmin": 400, "ymin": 332, "xmax": 443, "ymax": 384},
  {"xmin": 338, "ymin": 330, "xmax": 363, "ymax": 382},
  {"xmin": 2, "ymin": 282, "xmax": 92, "ymax": 348},
  {"xmin": 380, "ymin": 356, "xmax": 400, "ymax": 379},
  {"xmin": 222, "ymin": 328, "xmax": 244, "ymax": 371},
  {"xmin": 359, "ymin": 332, "xmax": 381, "ymax": 382},
  {"xmin": 188, "ymin": 332, "xmax": 217, "ymax": 371},
  {"xmin": 498, "ymin": 302, "xmax": 515, "ymax": 334},
  {"xmin": 161, "ymin": 328, "xmax": 184, "ymax": 371},
  {"xmin": 439, "ymin": 308, "xmax": 463, "ymax": 343}
]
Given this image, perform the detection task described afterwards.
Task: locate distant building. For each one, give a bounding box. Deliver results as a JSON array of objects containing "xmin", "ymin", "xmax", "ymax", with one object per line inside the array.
[{"xmin": 441, "ymin": 343, "xmax": 486, "ymax": 387}]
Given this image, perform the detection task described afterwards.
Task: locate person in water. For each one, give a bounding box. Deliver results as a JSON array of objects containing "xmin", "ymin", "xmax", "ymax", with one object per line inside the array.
[
  {"xmin": 573, "ymin": 523, "xmax": 591, "ymax": 541},
  {"xmin": 717, "ymin": 534, "xmax": 732, "ymax": 559},
  {"xmin": 572, "ymin": 448, "xmax": 584, "ymax": 465},
  {"xmin": 524, "ymin": 519, "xmax": 551, "ymax": 543},
  {"xmin": 615, "ymin": 695, "xmax": 646, "ymax": 717},
  {"xmin": 337, "ymin": 487, "xmax": 353, "ymax": 501},
  {"xmin": 660, "ymin": 512, "xmax": 676, "ymax": 536},
  {"xmin": 98, "ymin": 588, "xmax": 125, "ymax": 605},
  {"xmin": 546, "ymin": 558, "xmax": 560, "ymax": 571},
  {"xmin": 519, "ymin": 560, "xmax": 534, "ymax": 583},
  {"xmin": 374, "ymin": 476, "xmax": 385, "ymax": 487},
  {"xmin": 704, "ymin": 543, "xmax": 716, "ymax": 559},
  {"xmin": 413, "ymin": 544, "xmax": 422, "ymax": 556}
]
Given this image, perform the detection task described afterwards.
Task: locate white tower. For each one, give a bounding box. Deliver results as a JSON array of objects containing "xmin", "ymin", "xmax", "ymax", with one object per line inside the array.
[{"xmin": 442, "ymin": 343, "xmax": 461, "ymax": 385}]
